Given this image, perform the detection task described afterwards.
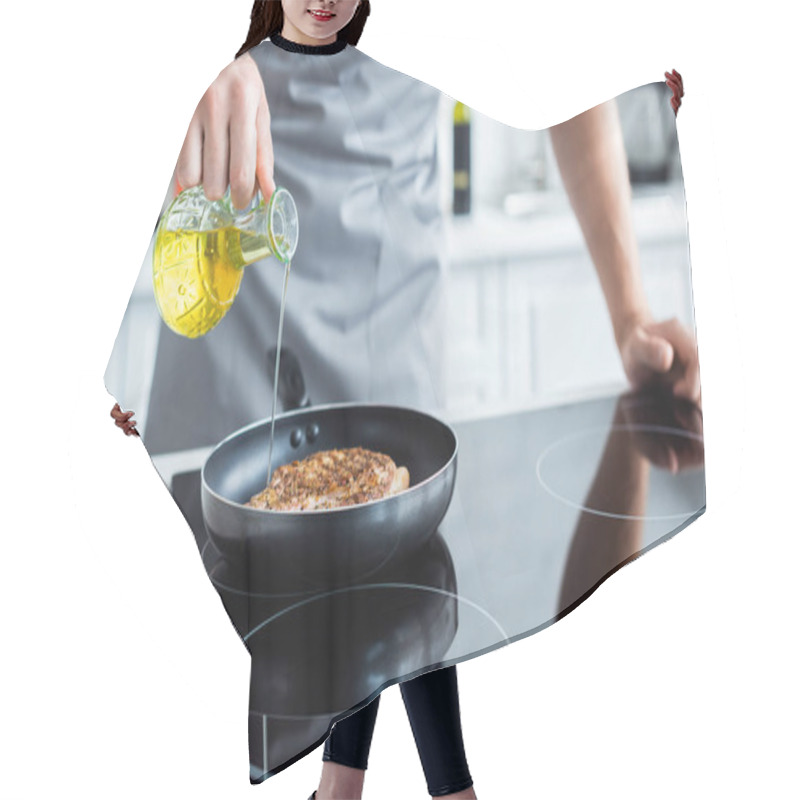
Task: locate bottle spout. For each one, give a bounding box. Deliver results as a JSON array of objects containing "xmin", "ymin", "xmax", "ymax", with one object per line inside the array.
[
  {"xmin": 266, "ymin": 187, "xmax": 299, "ymax": 264},
  {"xmin": 232, "ymin": 185, "xmax": 299, "ymax": 265}
]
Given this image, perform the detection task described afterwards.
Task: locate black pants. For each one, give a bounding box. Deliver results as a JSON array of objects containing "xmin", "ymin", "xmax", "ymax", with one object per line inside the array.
[{"xmin": 323, "ymin": 665, "xmax": 473, "ymax": 797}]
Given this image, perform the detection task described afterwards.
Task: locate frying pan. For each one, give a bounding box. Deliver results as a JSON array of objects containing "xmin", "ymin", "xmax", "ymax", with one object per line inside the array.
[{"xmin": 201, "ymin": 351, "xmax": 458, "ymax": 588}]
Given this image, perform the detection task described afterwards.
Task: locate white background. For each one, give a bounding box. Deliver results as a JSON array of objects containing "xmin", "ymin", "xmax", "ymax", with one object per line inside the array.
[{"xmin": 2, "ymin": 1, "xmax": 797, "ymax": 798}]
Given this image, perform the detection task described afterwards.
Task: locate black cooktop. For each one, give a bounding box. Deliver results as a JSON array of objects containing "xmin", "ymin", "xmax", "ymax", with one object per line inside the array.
[{"xmin": 169, "ymin": 387, "xmax": 704, "ymax": 782}]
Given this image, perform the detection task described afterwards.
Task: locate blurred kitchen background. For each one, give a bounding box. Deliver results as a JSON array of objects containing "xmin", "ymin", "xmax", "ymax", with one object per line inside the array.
[
  {"xmin": 107, "ymin": 80, "xmax": 692, "ymax": 432},
  {"xmin": 437, "ymin": 79, "xmax": 692, "ymax": 420}
]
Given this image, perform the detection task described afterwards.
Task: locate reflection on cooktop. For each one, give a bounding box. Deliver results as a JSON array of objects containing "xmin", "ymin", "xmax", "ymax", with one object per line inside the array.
[
  {"xmin": 536, "ymin": 423, "xmax": 705, "ymax": 520},
  {"xmin": 442, "ymin": 388, "xmax": 705, "ymax": 646}
]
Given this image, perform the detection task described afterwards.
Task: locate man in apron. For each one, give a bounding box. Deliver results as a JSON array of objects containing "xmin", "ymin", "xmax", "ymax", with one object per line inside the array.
[{"xmin": 108, "ymin": 6, "xmax": 693, "ymax": 794}]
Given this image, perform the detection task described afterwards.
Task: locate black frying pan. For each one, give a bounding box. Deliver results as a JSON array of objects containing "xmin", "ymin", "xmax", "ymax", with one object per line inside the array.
[{"xmin": 201, "ymin": 351, "xmax": 458, "ymax": 588}]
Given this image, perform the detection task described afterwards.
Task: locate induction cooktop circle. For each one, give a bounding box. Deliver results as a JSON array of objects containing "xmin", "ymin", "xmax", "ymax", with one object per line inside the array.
[
  {"xmin": 536, "ymin": 423, "xmax": 705, "ymax": 521},
  {"xmin": 243, "ymin": 579, "xmax": 508, "ymax": 719}
]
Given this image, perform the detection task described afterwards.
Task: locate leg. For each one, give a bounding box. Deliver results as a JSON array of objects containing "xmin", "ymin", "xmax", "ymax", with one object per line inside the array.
[
  {"xmin": 400, "ymin": 665, "xmax": 476, "ymax": 798},
  {"xmin": 316, "ymin": 694, "xmax": 381, "ymax": 800}
]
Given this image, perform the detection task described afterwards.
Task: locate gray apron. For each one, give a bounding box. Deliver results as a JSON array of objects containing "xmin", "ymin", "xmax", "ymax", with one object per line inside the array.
[{"xmin": 143, "ymin": 39, "xmax": 445, "ymax": 455}]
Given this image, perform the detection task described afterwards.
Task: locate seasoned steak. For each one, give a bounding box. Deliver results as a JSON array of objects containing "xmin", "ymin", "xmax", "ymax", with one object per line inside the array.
[{"xmin": 246, "ymin": 447, "xmax": 410, "ymax": 511}]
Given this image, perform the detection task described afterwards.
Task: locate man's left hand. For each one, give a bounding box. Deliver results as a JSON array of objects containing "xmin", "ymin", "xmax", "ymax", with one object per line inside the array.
[
  {"xmin": 665, "ymin": 69, "xmax": 684, "ymax": 116},
  {"xmin": 618, "ymin": 315, "xmax": 701, "ymax": 406}
]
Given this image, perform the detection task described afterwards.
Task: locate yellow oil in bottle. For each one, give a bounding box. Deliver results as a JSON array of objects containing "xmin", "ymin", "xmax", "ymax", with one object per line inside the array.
[{"xmin": 153, "ymin": 227, "xmax": 272, "ymax": 338}]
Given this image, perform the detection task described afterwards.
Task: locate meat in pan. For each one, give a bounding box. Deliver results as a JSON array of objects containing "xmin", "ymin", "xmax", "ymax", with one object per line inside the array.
[{"xmin": 247, "ymin": 447, "xmax": 410, "ymax": 511}]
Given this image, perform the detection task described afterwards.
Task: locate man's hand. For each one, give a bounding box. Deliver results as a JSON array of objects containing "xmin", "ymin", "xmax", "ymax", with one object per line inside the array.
[
  {"xmin": 174, "ymin": 53, "xmax": 275, "ymax": 211},
  {"xmin": 617, "ymin": 315, "xmax": 701, "ymax": 406},
  {"xmin": 665, "ymin": 69, "xmax": 683, "ymax": 116},
  {"xmin": 111, "ymin": 403, "xmax": 139, "ymax": 437}
]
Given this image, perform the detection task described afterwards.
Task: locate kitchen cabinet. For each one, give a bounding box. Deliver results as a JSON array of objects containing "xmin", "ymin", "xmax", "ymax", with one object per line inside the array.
[{"xmin": 442, "ymin": 184, "xmax": 694, "ymax": 419}]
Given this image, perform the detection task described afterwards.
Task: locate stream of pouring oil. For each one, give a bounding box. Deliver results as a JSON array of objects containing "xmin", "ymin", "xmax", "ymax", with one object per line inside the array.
[{"xmin": 266, "ymin": 261, "xmax": 291, "ymax": 488}]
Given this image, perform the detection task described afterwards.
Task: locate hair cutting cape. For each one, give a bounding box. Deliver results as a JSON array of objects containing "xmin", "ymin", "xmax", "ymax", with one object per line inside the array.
[{"xmin": 104, "ymin": 35, "xmax": 704, "ymax": 783}]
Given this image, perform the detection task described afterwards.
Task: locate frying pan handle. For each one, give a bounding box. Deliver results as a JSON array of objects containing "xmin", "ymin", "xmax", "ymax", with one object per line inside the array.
[{"xmin": 267, "ymin": 346, "xmax": 312, "ymax": 411}]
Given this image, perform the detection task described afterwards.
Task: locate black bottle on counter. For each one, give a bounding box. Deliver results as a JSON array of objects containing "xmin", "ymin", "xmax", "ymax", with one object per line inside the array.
[{"xmin": 453, "ymin": 101, "xmax": 471, "ymax": 215}]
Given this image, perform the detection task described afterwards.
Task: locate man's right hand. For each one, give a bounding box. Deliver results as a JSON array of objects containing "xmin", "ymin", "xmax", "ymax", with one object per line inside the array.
[{"xmin": 174, "ymin": 53, "xmax": 275, "ymax": 211}]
